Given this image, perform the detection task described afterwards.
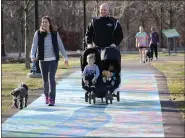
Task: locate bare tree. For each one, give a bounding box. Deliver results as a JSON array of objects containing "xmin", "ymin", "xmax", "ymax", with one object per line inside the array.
[
  {"xmin": 24, "ymin": 0, "xmax": 34, "ymax": 68},
  {"xmin": 2, "ymin": 0, "xmax": 185, "ymax": 52}
]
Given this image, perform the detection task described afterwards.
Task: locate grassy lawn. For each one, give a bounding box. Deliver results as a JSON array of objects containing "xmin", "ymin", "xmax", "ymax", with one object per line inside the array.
[
  {"xmin": 152, "ymin": 60, "xmax": 185, "ymax": 120},
  {"xmin": 1, "ymin": 57, "xmax": 80, "ymax": 114}
]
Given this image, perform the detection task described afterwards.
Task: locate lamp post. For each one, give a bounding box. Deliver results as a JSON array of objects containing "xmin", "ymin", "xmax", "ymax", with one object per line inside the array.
[
  {"xmin": 35, "ymin": 0, "xmax": 41, "ymax": 73},
  {"xmin": 83, "ymin": 0, "xmax": 86, "ymax": 50}
]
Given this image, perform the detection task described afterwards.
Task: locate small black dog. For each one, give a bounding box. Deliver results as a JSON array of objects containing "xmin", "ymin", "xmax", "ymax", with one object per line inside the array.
[
  {"xmin": 145, "ymin": 49, "xmax": 152, "ymax": 62},
  {"xmin": 11, "ymin": 83, "xmax": 28, "ymax": 110}
]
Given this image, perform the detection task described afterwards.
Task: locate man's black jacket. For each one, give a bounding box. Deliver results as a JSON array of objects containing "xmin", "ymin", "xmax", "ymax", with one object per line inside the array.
[{"xmin": 85, "ymin": 16, "xmax": 123, "ymax": 48}]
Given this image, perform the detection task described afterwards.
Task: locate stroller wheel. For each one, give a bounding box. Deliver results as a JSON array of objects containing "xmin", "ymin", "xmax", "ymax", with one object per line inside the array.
[
  {"xmin": 106, "ymin": 97, "xmax": 108, "ymax": 105},
  {"xmin": 92, "ymin": 94, "xmax": 96, "ymax": 104},
  {"xmin": 117, "ymin": 91, "xmax": 120, "ymax": 102},
  {"xmin": 101, "ymin": 97, "xmax": 103, "ymax": 103},
  {"xmin": 109, "ymin": 93, "xmax": 113, "ymax": 104},
  {"xmin": 89, "ymin": 94, "xmax": 92, "ymax": 104},
  {"xmin": 85, "ymin": 92, "xmax": 88, "ymax": 102},
  {"xmin": 105, "ymin": 93, "xmax": 109, "ymax": 105}
]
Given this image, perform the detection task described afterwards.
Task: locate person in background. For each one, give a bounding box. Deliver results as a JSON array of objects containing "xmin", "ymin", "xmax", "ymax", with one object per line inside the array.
[
  {"xmin": 135, "ymin": 26, "xmax": 149, "ymax": 63},
  {"xmin": 149, "ymin": 26, "xmax": 159, "ymax": 60},
  {"xmin": 85, "ymin": 3, "xmax": 123, "ymax": 50},
  {"xmin": 30, "ymin": 16, "xmax": 69, "ymax": 106}
]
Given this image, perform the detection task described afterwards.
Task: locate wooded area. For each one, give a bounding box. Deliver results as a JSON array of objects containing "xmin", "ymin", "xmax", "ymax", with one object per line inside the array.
[{"xmin": 2, "ymin": 0, "xmax": 185, "ymax": 54}]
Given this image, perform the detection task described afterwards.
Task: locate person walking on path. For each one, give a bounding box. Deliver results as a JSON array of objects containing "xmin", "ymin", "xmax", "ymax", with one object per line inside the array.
[
  {"xmin": 30, "ymin": 16, "xmax": 69, "ymax": 106},
  {"xmin": 85, "ymin": 3, "xmax": 123, "ymax": 50},
  {"xmin": 149, "ymin": 26, "xmax": 159, "ymax": 60},
  {"xmin": 135, "ymin": 26, "xmax": 149, "ymax": 63}
]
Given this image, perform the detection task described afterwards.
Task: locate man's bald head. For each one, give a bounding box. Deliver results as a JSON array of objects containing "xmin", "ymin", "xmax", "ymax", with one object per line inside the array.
[{"xmin": 100, "ymin": 3, "xmax": 110, "ymax": 17}]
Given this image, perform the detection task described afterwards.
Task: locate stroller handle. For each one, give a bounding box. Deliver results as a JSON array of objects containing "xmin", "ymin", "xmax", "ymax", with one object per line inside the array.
[{"xmin": 85, "ymin": 44, "xmax": 117, "ymax": 50}]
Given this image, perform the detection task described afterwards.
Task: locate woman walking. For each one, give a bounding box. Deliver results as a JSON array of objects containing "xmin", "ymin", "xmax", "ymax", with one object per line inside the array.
[
  {"xmin": 135, "ymin": 26, "xmax": 149, "ymax": 63},
  {"xmin": 149, "ymin": 26, "xmax": 159, "ymax": 60},
  {"xmin": 31, "ymin": 16, "xmax": 69, "ymax": 106}
]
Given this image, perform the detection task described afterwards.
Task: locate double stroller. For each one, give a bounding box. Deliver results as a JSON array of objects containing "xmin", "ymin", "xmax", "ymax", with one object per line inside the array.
[{"xmin": 80, "ymin": 46, "xmax": 121, "ymax": 104}]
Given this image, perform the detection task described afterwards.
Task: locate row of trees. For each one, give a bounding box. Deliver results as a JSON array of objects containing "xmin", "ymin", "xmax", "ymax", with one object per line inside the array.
[{"xmin": 2, "ymin": 0, "xmax": 185, "ymax": 54}]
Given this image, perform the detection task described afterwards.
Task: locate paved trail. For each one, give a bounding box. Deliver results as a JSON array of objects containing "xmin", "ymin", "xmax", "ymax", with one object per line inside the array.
[{"xmin": 2, "ymin": 66, "xmax": 165, "ymax": 137}]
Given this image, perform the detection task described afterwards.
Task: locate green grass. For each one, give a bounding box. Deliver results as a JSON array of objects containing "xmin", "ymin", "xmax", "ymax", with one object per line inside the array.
[
  {"xmin": 152, "ymin": 61, "xmax": 185, "ymax": 120},
  {"xmin": 1, "ymin": 57, "xmax": 80, "ymax": 114}
]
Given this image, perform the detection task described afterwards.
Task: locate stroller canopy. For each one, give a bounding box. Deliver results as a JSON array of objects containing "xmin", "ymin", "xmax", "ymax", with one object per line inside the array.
[{"xmin": 101, "ymin": 47, "xmax": 121, "ymax": 73}]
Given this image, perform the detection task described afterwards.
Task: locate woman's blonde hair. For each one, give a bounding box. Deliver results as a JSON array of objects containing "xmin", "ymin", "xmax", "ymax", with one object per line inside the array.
[{"xmin": 40, "ymin": 16, "xmax": 57, "ymax": 32}]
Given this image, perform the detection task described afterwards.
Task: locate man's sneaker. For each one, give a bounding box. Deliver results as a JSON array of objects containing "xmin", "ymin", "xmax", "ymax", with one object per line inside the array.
[
  {"xmin": 45, "ymin": 96, "xmax": 49, "ymax": 104},
  {"xmin": 48, "ymin": 98, "xmax": 55, "ymax": 106}
]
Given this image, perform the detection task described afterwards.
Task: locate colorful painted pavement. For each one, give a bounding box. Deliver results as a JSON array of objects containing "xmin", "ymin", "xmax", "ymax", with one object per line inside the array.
[{"xmin": 2, "ymin": 70, "xmax": 164, "ymax": 137}]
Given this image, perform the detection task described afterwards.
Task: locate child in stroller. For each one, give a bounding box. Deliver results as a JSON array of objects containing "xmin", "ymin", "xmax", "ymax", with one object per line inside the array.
[
  {"xmin": 102, "ymin": 64, "xmax": 117, "ymax": 87},
  {"xmin": 82, "ymin": 54, "xmax": 100, "ymax": 93},
  {"xmin": 80, "ymin": 47, "xmax": 103, "ymax": 104},
  {"xmin": 101, "ymin": 46, "xmax": 121, "ymax": 103}
]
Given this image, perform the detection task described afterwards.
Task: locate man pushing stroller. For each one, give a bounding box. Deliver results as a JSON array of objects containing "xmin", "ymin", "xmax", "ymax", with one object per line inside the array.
[{"xmin": 85, "ymin": 3, "xmax": 123, "ymax": 49}]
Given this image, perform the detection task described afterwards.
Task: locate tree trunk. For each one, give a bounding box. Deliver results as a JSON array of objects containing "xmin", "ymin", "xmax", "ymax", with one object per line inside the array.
[
  {"xmin": 96, "ymin": 0, "xmax": 99, "ymax": 17},
  {"xmin": 19, "ymin": 19, "xmax": 24, "ymax": 57},
  {"xmin": 126, "ymin": 18, "xmax": 130, "ymax": 50},
  {"xmin": 141, "ymin": 18, "xmax": 145, "ymax": 28},
  {"xmin": 17, "ymin": 24, "xmax": 21, "ymax": 57},
  {"xmin": 169, "ymin": 1, "xmax": 173, "ymax": 28},
  {"xmin": 160, "ymin": 1, "xmax": 164, "ymax": 48},
  {"xmin": 1, "ymin": 5, "xmax": 6, "ymax": 57}
]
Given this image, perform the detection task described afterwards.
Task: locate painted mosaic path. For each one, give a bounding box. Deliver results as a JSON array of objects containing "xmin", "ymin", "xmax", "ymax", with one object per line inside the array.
[{"xmin": 2, "ymin": 70, "xmax": 164, "ymax": 137}]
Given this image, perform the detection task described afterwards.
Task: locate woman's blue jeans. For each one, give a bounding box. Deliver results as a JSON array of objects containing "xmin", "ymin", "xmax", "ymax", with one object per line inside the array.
[{"xmin": 39, "ymin": 60, "xmax": 58, "ymax": 101}]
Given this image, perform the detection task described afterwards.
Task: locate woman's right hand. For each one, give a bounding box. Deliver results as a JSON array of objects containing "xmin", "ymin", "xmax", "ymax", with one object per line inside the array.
[{"xmin": 31, "ymin": 58, "xmax": 37, "ymax": 62}]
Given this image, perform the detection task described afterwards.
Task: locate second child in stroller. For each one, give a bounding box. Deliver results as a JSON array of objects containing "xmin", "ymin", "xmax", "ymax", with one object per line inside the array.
[
  {"xmin": 102, "ymin": 64, "xmax": 116, "ymax": 87},
  {"xmin": 82, "ymin": 54, "xmax": 100, "ymax": 93}
]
